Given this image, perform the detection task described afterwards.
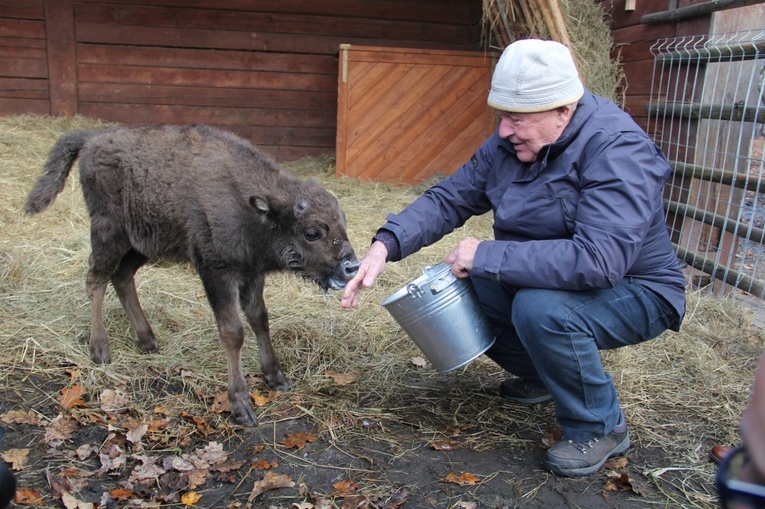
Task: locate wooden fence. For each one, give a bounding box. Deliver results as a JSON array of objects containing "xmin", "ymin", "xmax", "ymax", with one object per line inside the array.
[{"xmin": 0, "ymin": 0, "xmax": 483, "ymax": 161}]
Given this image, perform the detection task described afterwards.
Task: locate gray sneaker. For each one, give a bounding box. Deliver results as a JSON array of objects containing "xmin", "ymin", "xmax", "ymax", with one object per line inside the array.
[
  {"xmin": 499, "ymin": 378, "xmax": 552, "ymax": 404},
  {"xmin": 543, "ymin": 412, "xmax": 630, "ymax": 477}
]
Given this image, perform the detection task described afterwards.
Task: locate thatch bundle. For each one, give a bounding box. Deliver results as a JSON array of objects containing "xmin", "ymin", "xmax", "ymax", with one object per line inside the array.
[
  {"xmin": 481, "ymin": 0, "xmax": 626, "ymax": 104},
  {"xmin": 1, "ymin": 115, "xmax": 763, "ymax": 507}
]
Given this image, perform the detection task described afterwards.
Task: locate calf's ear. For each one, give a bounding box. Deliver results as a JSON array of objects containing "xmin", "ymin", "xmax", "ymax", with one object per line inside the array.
[{"xmin": 249, "ymin": 195, "xmax": 270, "ymax": 214}]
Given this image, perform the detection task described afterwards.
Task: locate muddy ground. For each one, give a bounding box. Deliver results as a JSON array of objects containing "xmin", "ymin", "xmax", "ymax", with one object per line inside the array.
[{"xmin": 0, "ymin": 365, "xmax": 719, "ymax": 509}]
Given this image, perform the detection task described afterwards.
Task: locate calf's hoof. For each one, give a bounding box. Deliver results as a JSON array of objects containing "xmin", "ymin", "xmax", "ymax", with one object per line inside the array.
[
  {"xmin": 90, "ymin": 343, "xmax": 111, "ymax": 364},
  {"xmin": 265, "ymin": 371, "xmax": 292, "ymax": 392},
  {"xmin": 230, "ymin": 399, "xmax": 259, "ymax": 427}
]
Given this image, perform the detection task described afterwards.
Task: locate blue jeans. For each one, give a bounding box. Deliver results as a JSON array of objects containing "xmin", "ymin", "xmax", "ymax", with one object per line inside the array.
[{"xmin": 472, "ymin": 277, "xmax": 679, "ymax": 441}]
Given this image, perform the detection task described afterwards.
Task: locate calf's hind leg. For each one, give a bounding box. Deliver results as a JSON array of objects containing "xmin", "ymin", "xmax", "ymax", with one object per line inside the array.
[
  {"xmin": 111, "ymin": 250, "xmax": 159, "ymax": 354},
  {"xmin": 86, "ymin": 229, "xmax": 131, "ymax": 364}
]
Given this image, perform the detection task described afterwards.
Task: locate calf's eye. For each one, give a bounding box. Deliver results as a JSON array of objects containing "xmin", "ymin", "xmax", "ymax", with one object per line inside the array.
[{"xmin": 304, "ymin": 229, "xmax": 320, "ymax": 241}]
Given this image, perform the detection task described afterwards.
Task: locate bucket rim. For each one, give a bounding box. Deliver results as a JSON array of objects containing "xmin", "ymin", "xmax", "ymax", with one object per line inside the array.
[{"xmin": 380, "ymin": 262, "xmax": 454, "ymax": 308}]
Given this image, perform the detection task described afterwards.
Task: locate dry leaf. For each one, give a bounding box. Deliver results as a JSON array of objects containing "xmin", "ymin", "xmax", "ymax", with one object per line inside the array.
[
  {"xmin": 60, "ymin": 385, "xmax": 87, "ymax": 409},
  {"xmin": 251, "ymin": 391, "xmax": 277, "ymax": 407},
  {"xmin": 65, "ymin": 368, "xmax": 81, "ymax": 382},
  {"xmin": 15, "ymin": 489, "xmax": 44, "ymax": 504},
  {"xmin": 251, "ymin": 458, "xmax": 278, "ymax": 470},
  {"xmin": 542, "ymin": 428, "xmax": 562, "ymax": 448},
  {"xmin": 99, "ymin": 388, "xmax": 130, "ymax": 414},
  {"xmin": 181, "ymin": 491, "xmax": 203, "ymax": 506},
  {"xmin": 109, "ymin": 488, "xmax": 136, "ymax": 501},
  {"xmin": 62, "ymin": 491, "xmax": 94, "ymax": 509},
  {"xmin": 604, "ymin": 471, "xmax": 649, "ymax": 496},
  {"xmin": 98, "ymin": 443, "xmax": 126, "ymax": 472},
  {"xmin": 331, "ymin": 479, "xmax": 360, "ymax": 496},
  {"xmin": 1, "ymin": 448, "xmax": 28, "ymax": 470},
  {"xmin": 199, "ymin": 441, "xmax": 227, "ymax": 465},
  {"xmin": 1, "ymin": 409, "xmax": 44, "ymax": 426},
  {"xmin": 181, "ymin": 412, "xmax": 212, "ymax": 437},
  {"xmin": 211, "ymin": 391, "xmax": 231, "ymax": 413},
  {"xmin": 44, "ymin": 414, "xmax": 79, "ymax": 447},
  {"xmin": 292, "ymin": 503, "xmax": 313, "ymax": 509},
  {"xmin": 443, "ymin": 472, "xmax": 480, "ymax": 486},
  {"xmin": 211, "ymin": 459, "xmax": 247, "ymax": 473},
  {"xmin": 246, "ymin": 471, "xmax": 295, "ymax": 505},
  {"xmin": 252, "ymin": 444, "xmax": 265, "ymax": 454},
  {"xmin": 604, "ymin": 456, "xmax": 629, "ymax": 470},
  {"xmin": 128, "ymin": 455, "xmax": 165, "ymax": 483},
  {"xmin": 280, "ymin": 432, "xmax": 317, "ymax": 450},
  {"xmin": 125, "ymin": 422, "xmax": 149, "ymax": 444},
  {"xmin": 76, "ymin": 444, "xmax": 98, "ymax": 461},
  {"xmin": 410, "ymin": 356, "xmax": 428, "ymax": 368},
  {"xmin": 324, "ymin": 371, "xmax": 357, "ymax": 385},
  {"xmin": 604, "ymin": 472, "xmax": 632, "ymax": 492},
  {"xmin": 188, "ymin": 469, "xmax": 209, "ymax": 490}
]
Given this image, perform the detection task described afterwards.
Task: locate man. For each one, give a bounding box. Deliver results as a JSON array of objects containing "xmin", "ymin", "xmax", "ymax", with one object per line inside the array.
[{"xmin": 341, "ymin": 38, "xmax": 686, "ymax": 477}]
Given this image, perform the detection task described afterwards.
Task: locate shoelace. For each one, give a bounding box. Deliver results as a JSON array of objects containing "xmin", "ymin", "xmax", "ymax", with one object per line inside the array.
[{"xmin": 569, "ymin": 437, "xmax": 599, "ymax": 454}]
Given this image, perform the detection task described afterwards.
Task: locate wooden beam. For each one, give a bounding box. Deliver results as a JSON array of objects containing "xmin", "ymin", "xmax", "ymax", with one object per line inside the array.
[
  {"xmin": 44, "ymin": 0, "xmax": 77, "ymax": 116},
  {"xmin": 646, "ymin": 102, "xmax": 765, "ymax": 124},
  {"xmin": 665, "ymin": 199, "xmax": 765, "ymax": 245},
  {"xmin": 675, "ymin": 243, "xmax": 765, "ymax": 299},
  {"xmin": 641, "ymin": 0, "xmax": 765, "ymax": 24}
]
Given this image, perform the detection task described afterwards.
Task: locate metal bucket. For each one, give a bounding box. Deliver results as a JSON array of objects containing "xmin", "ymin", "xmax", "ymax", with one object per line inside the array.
[{"xmin": 381, "ymin": 262, "xmax": 495, "ymax": 372}]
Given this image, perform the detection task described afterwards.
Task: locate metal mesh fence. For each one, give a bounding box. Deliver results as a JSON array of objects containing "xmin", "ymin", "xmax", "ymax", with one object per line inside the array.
[{"xmin": 648, "ymin": 30, "xmax": 765, "ymax": 303}]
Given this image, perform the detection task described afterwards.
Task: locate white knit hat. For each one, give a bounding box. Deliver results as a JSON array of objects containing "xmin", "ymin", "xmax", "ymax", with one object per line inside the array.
[{"xmin": 487, "ymin": 39, "xmax": 584, "ymax": 113}]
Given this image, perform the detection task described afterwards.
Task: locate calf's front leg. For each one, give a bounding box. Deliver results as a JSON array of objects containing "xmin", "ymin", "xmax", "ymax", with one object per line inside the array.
[
  {"xmin": 202, "ymin": 275, "xmax": 259, "ymax": 426},
  {"xmin": 240, "ymin": 276, "xmax": 291, "ymax": 392}
]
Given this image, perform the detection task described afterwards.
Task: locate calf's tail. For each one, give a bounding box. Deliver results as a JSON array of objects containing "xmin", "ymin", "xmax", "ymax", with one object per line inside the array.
[{"xmin": 24, "ymin": 130, "xmax": 99, "ymax": 215}]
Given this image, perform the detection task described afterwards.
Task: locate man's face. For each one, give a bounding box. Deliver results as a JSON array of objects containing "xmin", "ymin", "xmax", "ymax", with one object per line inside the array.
[{"xmin": 497, "ymin": 109, "xmax": 568, "ymax": 163}]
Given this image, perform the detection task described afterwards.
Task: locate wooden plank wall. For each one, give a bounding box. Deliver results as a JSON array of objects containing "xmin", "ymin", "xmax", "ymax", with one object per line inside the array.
[
  {"xmin": 0, "ymin": 0, "xmax": 484, "ymax": 161},
  {"xmin": 0, "ymin": 0, "xmax": 48, "ymax": 114},
  {"xmin": 605, "ymin": 0, "xmax": 711, "ymax": 132}
]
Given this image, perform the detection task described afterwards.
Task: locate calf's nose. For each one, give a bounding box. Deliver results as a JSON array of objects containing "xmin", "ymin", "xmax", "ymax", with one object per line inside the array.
[{"xmin": 341, "ymin": 256, "xmax": 360, "ymax": 279}]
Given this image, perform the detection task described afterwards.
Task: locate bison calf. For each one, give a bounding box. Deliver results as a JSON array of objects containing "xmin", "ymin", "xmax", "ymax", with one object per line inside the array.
[{"xmin": 24, "ymin": 124, "xmax": 360, "ymax": 426}]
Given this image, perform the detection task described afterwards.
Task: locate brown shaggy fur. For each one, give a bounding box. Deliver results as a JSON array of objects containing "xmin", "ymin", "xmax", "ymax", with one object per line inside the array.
[{"xmin": 24, "ymin": 124, "xmax": 359, "ymax": 426}]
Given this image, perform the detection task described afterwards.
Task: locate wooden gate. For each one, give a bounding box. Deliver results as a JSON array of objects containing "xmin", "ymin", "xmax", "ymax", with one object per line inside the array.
[{"xmin": 336, "ymin": 45, "xmax": 496, "ymax": 183}]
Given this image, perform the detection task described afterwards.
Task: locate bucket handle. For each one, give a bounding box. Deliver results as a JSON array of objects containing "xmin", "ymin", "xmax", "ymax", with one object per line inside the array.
[
  {"xmin": 423, "ymin": 264, "xmax": 457, "ymax": 294},
  {"xmin": 407, "ymin": 283, "xmax": 425, "ymax": 298}
]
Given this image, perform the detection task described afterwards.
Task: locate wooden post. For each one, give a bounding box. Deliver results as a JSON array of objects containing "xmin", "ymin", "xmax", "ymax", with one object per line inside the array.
[{"xmin": 44, "ymin": 0, "xmax": 77, "ymax": 116}]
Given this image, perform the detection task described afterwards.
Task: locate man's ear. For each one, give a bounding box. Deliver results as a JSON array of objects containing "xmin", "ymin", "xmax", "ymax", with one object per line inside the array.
[{"xmin": 556, "ymin": 104, "xmax": 576, "ymax": 126}]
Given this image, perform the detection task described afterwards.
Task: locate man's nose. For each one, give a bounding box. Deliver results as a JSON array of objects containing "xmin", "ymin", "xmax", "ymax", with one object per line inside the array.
[{"xmin": 498, "ymin": 117, "xmax": 513, "ymax": 138}]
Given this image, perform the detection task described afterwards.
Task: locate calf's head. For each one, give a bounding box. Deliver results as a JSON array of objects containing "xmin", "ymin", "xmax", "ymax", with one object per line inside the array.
[{"xmin": 251, "ymin": 178, "xmax": 359, "ymax": 290}]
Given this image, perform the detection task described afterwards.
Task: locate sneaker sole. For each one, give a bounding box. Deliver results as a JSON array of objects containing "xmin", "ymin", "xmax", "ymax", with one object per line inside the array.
[
  {"xmin": 501, "ymin": 392, "xmax": 553, "ymax": 405},
  {"xmin": 543, "ymin": 435, "xmax": 631, "ymax": 477}
]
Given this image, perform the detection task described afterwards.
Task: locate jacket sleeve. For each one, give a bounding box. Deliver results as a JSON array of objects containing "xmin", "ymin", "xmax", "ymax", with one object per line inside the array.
[
  {"xmin": 381, "ymin": 144, "xmax": 494, "ymax": 259},
  {"xmin": 471, "ymin": 131, "xmax": 671, "ymax": 290}
]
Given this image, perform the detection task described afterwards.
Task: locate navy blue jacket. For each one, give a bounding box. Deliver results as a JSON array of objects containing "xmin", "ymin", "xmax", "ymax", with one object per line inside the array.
[{"xmin": 380, "ymin": 90, "xmax": 686, "ymax": 326}]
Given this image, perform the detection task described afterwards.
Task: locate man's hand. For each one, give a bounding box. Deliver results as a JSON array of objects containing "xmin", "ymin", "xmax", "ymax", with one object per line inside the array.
[
  {"xmin": 445, "ymin": 236, "xmax": 481, "ymax": 278},
  {"xmin": 341, "ymin": 241, "xmax": 388, "ymax": 308}
]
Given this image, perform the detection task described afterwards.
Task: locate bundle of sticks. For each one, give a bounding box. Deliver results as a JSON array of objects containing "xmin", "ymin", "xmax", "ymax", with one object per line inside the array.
[{"xmin": 482, "ymin": 0, "xmax": 581, "ymax": 78}]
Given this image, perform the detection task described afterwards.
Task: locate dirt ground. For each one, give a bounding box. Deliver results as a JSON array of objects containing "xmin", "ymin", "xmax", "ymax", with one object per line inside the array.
[{"xmin": 0, "ymin": 365, "xmax": 719, "ymax": 509}]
